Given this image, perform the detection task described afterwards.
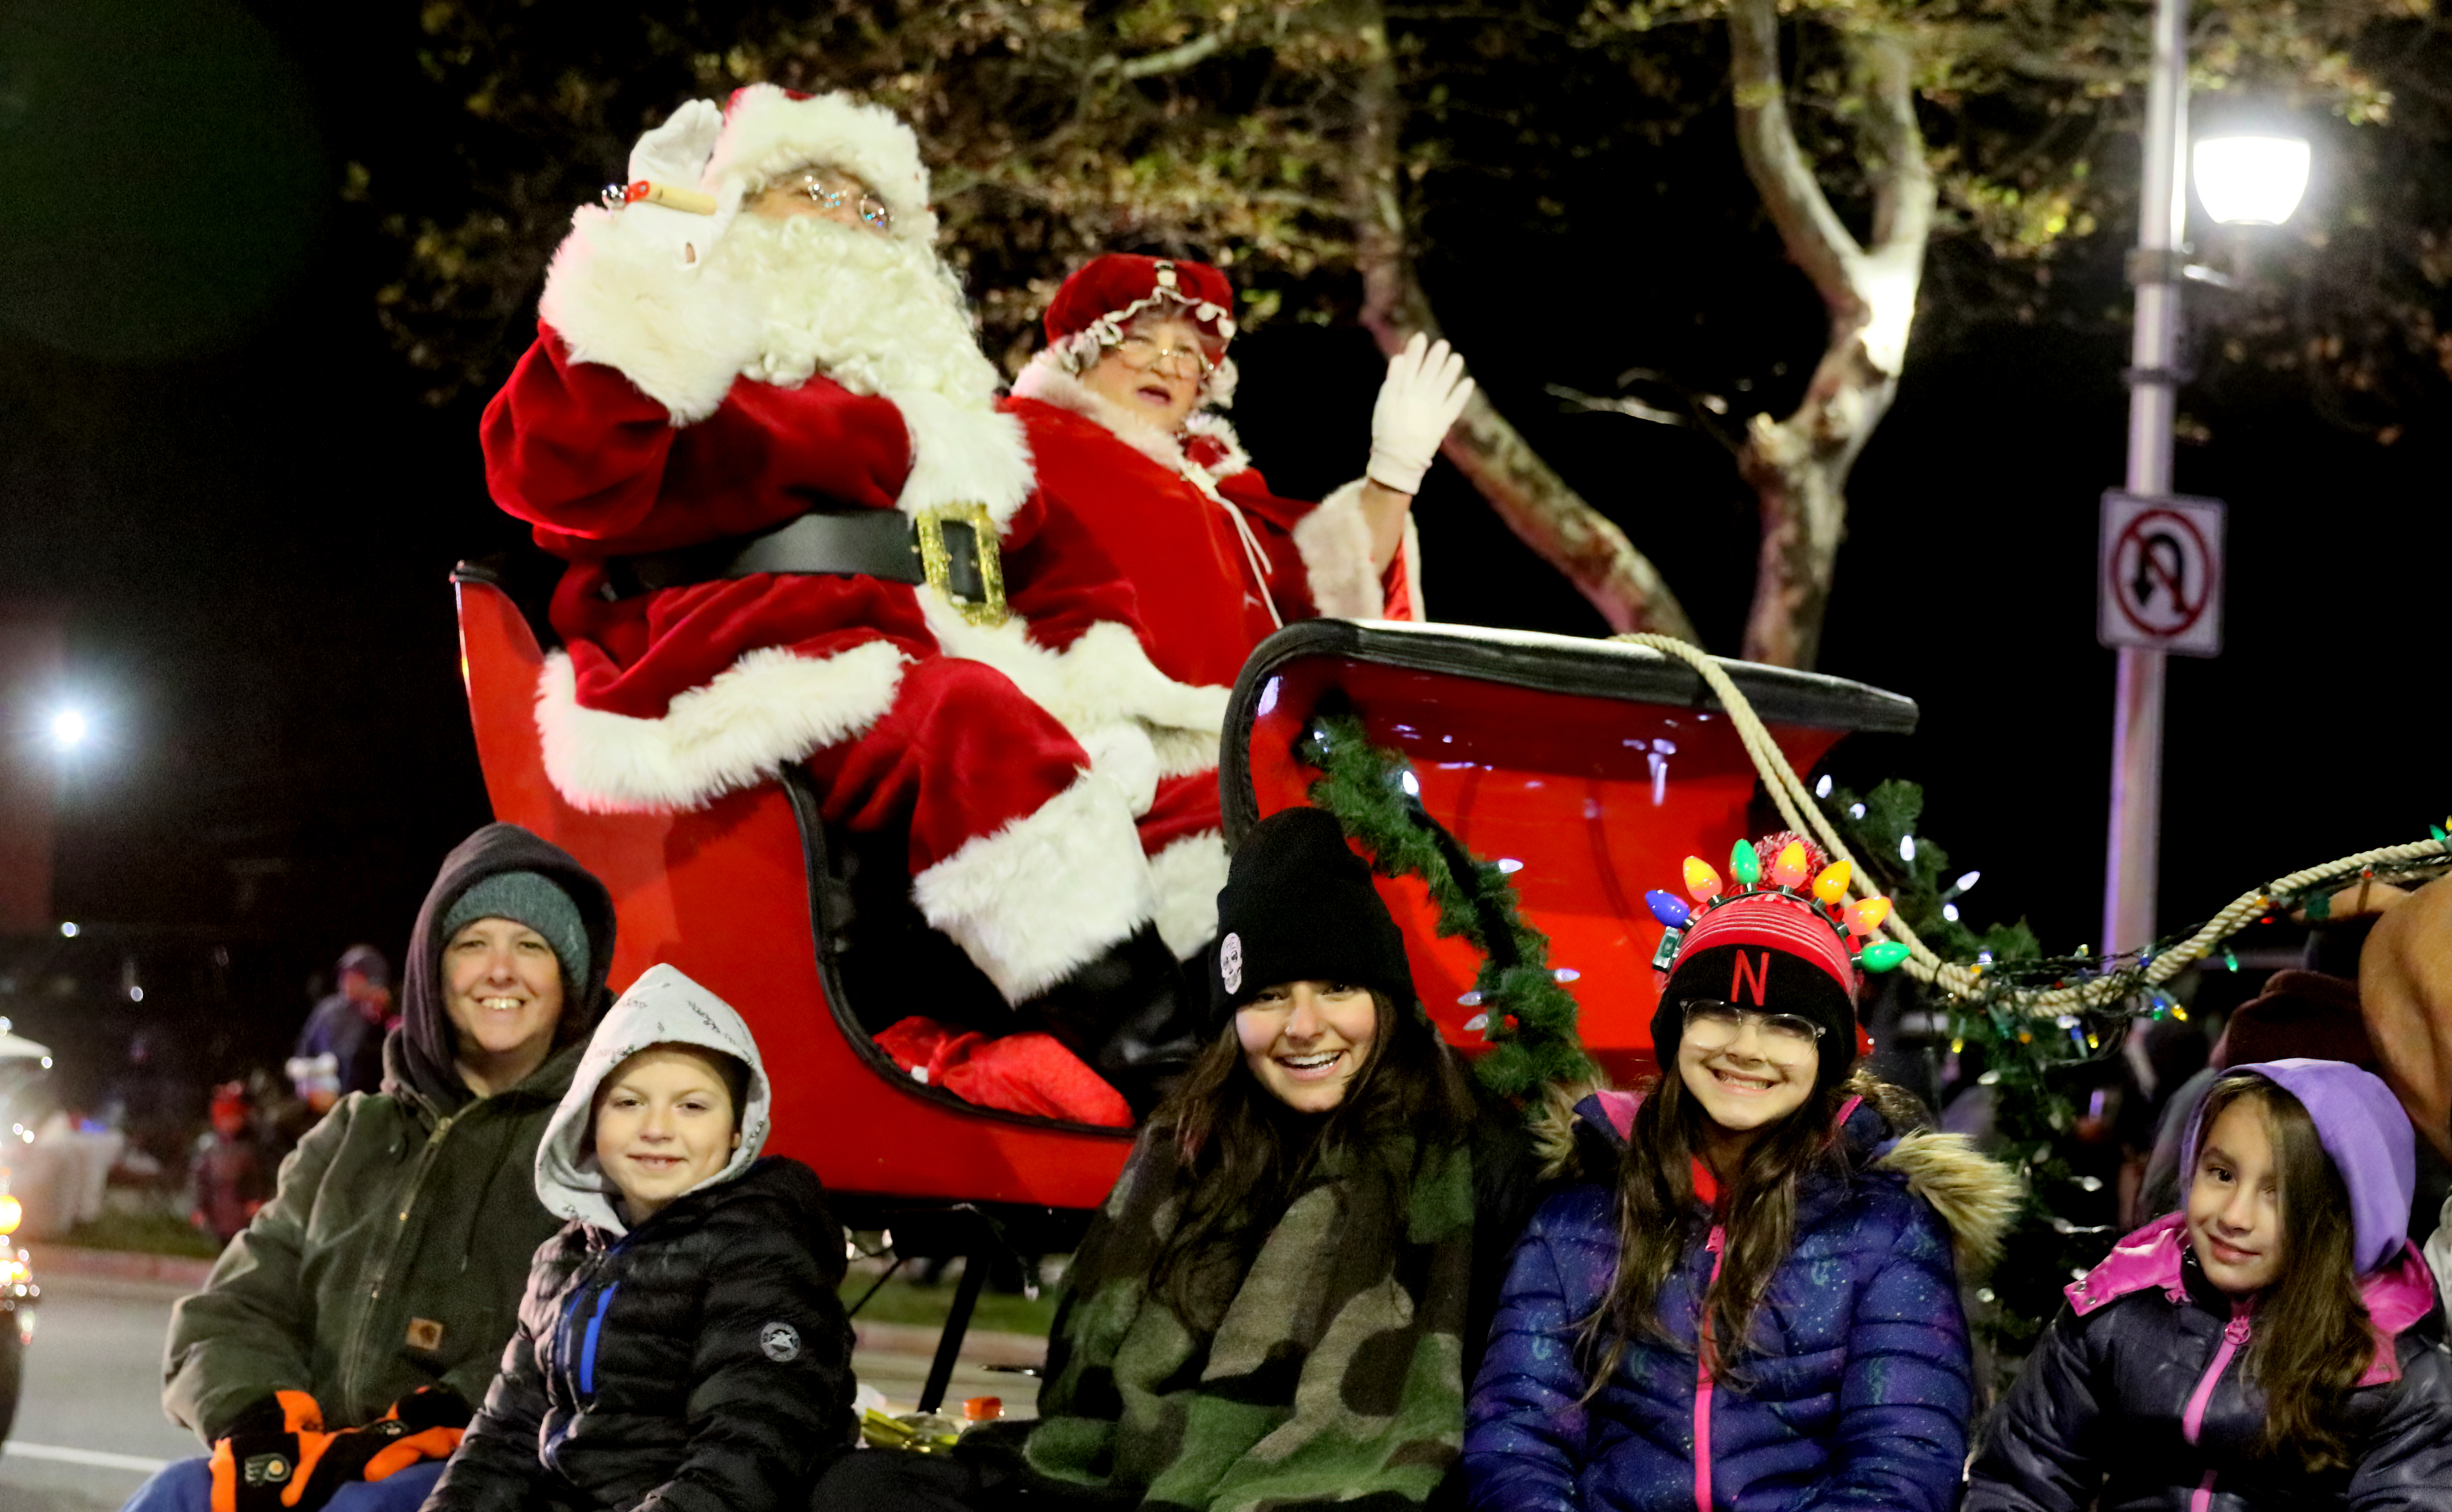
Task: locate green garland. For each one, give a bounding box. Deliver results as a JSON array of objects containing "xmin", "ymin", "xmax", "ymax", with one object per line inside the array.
[{"xmin": 1298, "ymin": 713, "xmax": 1599, "ymax": 1099}]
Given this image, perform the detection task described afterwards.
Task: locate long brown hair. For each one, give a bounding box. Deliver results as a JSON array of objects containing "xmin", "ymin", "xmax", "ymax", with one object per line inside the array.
[
  {"xmin": 1145, "ymin": 991, "xmax": 1479, "ymax": 1328},
  {"xmin": 1581, "ymin": 1065, "xmax": 1924, "ymax": 1389},
  {"xmin": 2193, "ymin": 1072, "xmax": 2373, "ymax": 1471}
]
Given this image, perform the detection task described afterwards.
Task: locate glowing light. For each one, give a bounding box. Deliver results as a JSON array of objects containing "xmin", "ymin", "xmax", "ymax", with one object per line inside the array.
[
  {"xmin": 1644, "ymin": 890, "xmax": 1693, "ymax": 928},
  {"xmin": 1813, "ymin": 774, "xmax": 1833, "ymax": 799},
  {"xmin": 58, "ymin": 921, "xmax": 78, "ymax": 939},
  {"xmin": 2193, "ymin": 134, "xmax": 2310, "ymax": 227},
  {"xmin": 1553, "ymin": 967, "xmax": 1581, "ymax": 983},
  {"xmin": 128, "ymin": 986, "xmax": 145, "ymax": 1002},
  {"xmin": 1898, "ymin": 835, "xmax": 1917, "ymax": 862},
  {"xmin": 1681, "ymin": 856, "xmax": 1722, "ymax": 903},
  {"xmin": 1953, "ymin": 871, "xmax": 1981, "ymax": 894},
  {"xmin": 1844, "ymin": 896, "xmax": 1892, "ymax": 934},
  {"xmin": 1860, "ymin": 941, "xmax": 1911, "ymax": 972},
  {"xmin": 1772, "ymin": 841, "xmax": 1809, "ymax": 889},
  {"xmin": 0, "ymin": 1194, "xmax": 18, "ymax": 1235},
  {"xmin": 1728, "ymin": 840, "xmax": 1761, "ymax": 886},
  {"xmin": 1941, "ymin": 902, "xmax": 1960, "ymax": 922},
  {"xmin": 1494, "ymin": 858, "xmax": 1523, "ymax": 875},
  {"xmin": 1398, "ymin": 770, "xmax": 1420, "ymax": 797},
  {"xmin": 48, "ymin": 708, "xmax": 90, "ymax": 750},
  {"xmin": 1811, "ymin": 861, "xmax": 1851, "ymax": 906}
]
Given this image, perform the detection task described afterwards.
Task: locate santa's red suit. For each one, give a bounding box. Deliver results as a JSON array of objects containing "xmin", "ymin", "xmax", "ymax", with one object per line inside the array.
[
  {"xmin": 1003, "ymin": 255, "xmax": 1429, "ymax": 959},
  {"xmin": 480, "ymin": 88, "xmax": 1218, "ymax": 1006}
]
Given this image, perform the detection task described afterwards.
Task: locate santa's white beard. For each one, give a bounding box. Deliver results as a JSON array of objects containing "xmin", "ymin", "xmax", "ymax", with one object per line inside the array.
[{"xmin": 708, "ymin": 214, "xmax": 1001, "ymax": 412}]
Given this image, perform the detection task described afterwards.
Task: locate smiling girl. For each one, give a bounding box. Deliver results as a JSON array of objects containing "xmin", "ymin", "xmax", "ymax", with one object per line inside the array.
[
  {"xmin": 950, "ymin": 804, "xmax": 1543, "ymax": 1509},
  {"xmin": 1966, "ymin": 1059, "xmax": 2452, "ymax": 1511},
  {"xmin": 1464, "ymin": 831, "xmax": 2016, "ymax": 1512}
]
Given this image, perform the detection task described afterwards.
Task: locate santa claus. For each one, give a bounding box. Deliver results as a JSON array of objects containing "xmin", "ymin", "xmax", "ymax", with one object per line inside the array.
[
  {"xmin": 1005, "ymin": 254, "xmax": 1476, "ymax": 959},
  {"xmin": 480, "ymin": 88, "xmax": 1213, "ymax": 1052}
]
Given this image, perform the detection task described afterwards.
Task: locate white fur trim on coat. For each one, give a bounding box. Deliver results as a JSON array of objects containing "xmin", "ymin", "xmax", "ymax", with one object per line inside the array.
[
  {"xmin": 911, "ymin": 771, "xmax": 1156, "ymax": 1002},
  {"xmin": 890, "ymin": 389, "xmax": 1034, "ymax": 530},
  {"xmin": 702, "ymin": 84, "xmax": 937, "ymax": 243},
  {"xmin": 1291, "ymin": 477, "xmax": 1385, "ymax": 619},
  {"xmin": 534, "ymin": 641, "xmax": 909, "ymax": 814},
  {"xmin": 539, "ymin": 206, "xmax": 764, "ymax": 426},
  {"xmin": 921, "ymin": 604, "xmax": 1229, "ymax": 780},
  {"xmin": 1149, "ymin": 829, "xmax": 1228, "ymax": 961}
]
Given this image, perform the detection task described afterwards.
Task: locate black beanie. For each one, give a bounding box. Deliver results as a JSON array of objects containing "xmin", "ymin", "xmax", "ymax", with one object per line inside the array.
[
  {"xmin": 1210, "ymin": 807, "xmax": 1415, "ymax": 1027},
  {"xmin": 1652, "ymin": 943, "xmax": 1859, "ymax": 1092}
]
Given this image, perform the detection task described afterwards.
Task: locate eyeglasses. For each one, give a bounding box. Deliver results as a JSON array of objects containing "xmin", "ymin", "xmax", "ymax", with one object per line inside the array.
[
  {"xmin": 770, "ymin": 169, "xmax": 892, "ymax": 231},
  {"xmin": 1107, "ymin": 333, "xmax": 1215, "ymax": 379},
  {"xmin": 1680, "ymin": 1000, "xmax": 1825, "ymax": 1064}
]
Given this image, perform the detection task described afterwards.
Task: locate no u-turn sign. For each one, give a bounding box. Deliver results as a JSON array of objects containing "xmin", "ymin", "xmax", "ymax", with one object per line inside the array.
[{"xmin": 2099, "ymin": 491, "xmax": 2225, "ymax": 657}]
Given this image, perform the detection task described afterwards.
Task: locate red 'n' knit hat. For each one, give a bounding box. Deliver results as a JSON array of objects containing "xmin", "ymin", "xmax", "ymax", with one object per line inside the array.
[
  {"xmin": 1645, "ymin": 832, "xmax": 1902, "ymax": 1090},
  {"xmin": 1040, "ymin": 254, "xmax": 1239, "ymax": 405}
]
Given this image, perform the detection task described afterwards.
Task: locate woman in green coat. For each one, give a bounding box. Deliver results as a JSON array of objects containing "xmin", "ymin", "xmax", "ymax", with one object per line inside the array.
[{"xmin": 128, "ymin": 823, "xmax": 616, "ymax": 1512}]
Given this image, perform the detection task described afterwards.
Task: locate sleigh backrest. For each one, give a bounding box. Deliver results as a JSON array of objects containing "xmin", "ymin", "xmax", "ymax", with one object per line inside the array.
[{"xmin": 1224, "ymin": 621, "xmax": 1916, "ymax": 1088}]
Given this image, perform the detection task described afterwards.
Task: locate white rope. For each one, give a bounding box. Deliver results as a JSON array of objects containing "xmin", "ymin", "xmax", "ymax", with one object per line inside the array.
[{"xmin": 1612, "ymin": 633, "xmax": 2449, "ymax": 1017}]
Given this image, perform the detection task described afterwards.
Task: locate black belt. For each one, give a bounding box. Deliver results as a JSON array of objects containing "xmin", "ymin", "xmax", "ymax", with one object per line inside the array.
[{"xmin": 600, "ymin": 510, "xmax": 990, "ymax": 604}]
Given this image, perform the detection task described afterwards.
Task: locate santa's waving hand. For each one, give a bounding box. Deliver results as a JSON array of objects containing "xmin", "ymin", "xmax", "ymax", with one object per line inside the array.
[
  {"xmin": 481, "ymin": 88, "xmax": 1211, "ymax": 1091},
  {"xmin": 1005, "ymin": 254, "xmax": 1473, "ymax": 965}
]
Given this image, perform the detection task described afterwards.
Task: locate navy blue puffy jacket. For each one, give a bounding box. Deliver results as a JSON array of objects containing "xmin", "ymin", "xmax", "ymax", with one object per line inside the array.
[{"xmin": 1463, "ymin": 1098, "xmax": 1983, "ymax": 1512}]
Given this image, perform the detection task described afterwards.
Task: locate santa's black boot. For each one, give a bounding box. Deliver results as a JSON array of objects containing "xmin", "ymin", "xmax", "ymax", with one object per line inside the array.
[{"xmin": 1025, "ymin": 924, "xmax": 1204, "ymax": 1116}]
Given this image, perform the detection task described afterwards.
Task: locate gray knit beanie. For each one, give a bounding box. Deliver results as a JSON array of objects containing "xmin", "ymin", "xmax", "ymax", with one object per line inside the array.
[{"xmin": 441, "ymin": 871, "xmax": 591, "ymax": 988}]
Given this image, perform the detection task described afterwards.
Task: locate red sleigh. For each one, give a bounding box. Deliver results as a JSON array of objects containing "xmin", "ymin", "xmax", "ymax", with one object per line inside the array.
[{"xmin": 454, "ymin": 565, "xmax": 1913, "ymax": 1383}]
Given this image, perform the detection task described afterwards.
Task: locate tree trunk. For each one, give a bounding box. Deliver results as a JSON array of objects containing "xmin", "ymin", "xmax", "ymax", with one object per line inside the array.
[
  {"xmin": 1342, "ymin": 8, "xmax": 1701, "ymax": 642},
  {"xmin": 1726, "ymin": 1, "xmax": 1932, "ymax": 668}
]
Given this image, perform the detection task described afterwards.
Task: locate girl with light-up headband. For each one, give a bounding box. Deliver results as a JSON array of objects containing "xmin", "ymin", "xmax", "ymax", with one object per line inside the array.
[{"xmin": 1464, "ymin": 831, "xmax": 2019, "ymax": 1512}]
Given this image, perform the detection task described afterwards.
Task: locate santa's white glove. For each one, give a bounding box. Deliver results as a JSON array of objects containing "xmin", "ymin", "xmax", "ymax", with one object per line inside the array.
[
  {"xmin": 1365, "ymin": 332, "xmax": 1476, "ymax": 495},
  {"xmin": 620, "ymin": 98, "xmax": 732, "ymax": 267},
  {"xmin": 1079, "ymin": 723, "xmax": 1161, "ymax": 819}
]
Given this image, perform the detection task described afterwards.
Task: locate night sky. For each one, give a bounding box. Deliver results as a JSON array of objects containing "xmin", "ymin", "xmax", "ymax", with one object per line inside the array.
[{"xmin": 3, "ymin": 0, "xmax": 2444, "ymax": 1084}]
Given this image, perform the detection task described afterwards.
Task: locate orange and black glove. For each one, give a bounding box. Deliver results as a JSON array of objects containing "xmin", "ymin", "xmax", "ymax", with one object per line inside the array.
[{"xmin": 209, "ymin": 1388, "xmax": 471, "ymax": 1512}]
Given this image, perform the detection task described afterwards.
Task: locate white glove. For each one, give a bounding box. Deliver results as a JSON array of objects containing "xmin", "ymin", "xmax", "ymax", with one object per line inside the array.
[
  {"xmin": 1365, "ymin": 332, "xmax": 1476, "ymax": 495},
  {"xmin": 621, "ymin": 98, "xmax": 731, "ymax": 266},
  {"xmin": 1079, "ymin": 723, "xmax": 1161, "ymax": 819}
]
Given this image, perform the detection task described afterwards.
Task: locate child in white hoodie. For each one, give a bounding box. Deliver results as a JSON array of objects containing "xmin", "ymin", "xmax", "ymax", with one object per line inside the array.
[{"xmin": 424, "ymin": 965, "xmax": 855, "ymax": 1512}]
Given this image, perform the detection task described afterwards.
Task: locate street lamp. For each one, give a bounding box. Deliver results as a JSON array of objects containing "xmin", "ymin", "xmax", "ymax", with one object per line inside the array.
[
  {"xmin": 2101, "ymin": 0, "xmax": 2310, "ymax": 959},
  {"xmin": 2193, "ymin": 135, "xmax": 2312, "ymax": 228},
  {"xmin": 47, "ymin": 707, "xmax": 90, "ymax": 752}
]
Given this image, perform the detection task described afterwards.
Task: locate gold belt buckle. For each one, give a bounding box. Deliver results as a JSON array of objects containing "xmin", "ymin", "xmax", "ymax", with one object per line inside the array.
[{"xmin": 913, "ymin": 502, "xmax": 1006, "ymax": 627}]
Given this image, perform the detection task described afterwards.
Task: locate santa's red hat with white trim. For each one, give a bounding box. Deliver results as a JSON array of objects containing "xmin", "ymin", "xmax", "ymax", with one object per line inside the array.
[{"xmin": 700, "ymin": 83, "xmax": 936, "ymax": 243}]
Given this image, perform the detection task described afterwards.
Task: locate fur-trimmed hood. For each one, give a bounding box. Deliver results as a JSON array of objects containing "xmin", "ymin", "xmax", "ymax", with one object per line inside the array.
[{"xmin": 1544, "ymin": 1085, "xmax": 2021, "ymax": 1273}]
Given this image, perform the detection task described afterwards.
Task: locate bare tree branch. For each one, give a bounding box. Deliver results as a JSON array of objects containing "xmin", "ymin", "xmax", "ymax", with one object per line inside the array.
[
  {"xmin": 1110, "ymin": 31, "xmax": 1229, "ymax": 80},
  {"xmin": 1343, "ymin": 0, "xmax": 1698, "ymax": 640},
  {"xmin": 1727, "ymin": 0, "xmax": 1864, "ymax": 315}
]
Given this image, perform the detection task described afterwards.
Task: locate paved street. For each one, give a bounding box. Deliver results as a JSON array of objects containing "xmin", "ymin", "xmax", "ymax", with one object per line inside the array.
[{"xmin": 0, "ymin": 1272, "xmax": 1041, "ymax": 1512}]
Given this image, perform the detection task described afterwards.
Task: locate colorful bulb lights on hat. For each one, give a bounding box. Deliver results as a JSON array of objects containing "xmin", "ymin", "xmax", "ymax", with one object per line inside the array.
[
  {"xmin": 1682, "ymin": 856, "xmax": 1721, "ymax": 902},
  {"xmin": 1644, "ymin": 890, "xmax": 1693, "ymax": 928},
  {"xmin": 1860, "ymin": 941, "xmax": 1910, "ymax": 972},
  {"xmin": 1844, "ymin": 896, "xmax": 1890, "ymax": 934},
  {"xmin": 1773, "ymin": 841, "xmax": 1810, "ymax": 890},
  {"xmin": 1728, "ymin": 839, "xmax": 1761, "ymax": 886},
  {"xmin": 1811, "ymin": 860, "xmax": 1851, "ymax": 906}
]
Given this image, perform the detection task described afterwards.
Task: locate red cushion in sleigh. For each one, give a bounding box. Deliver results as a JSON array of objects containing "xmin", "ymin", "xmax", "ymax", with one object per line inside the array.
[{"xmin": 454, "ymin": 564, "xmax": 1913, "ymax": 1214}]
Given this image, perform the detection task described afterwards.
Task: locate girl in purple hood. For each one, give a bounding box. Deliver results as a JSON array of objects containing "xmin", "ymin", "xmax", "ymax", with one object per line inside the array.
[{"xmin": 1967, "ymin": 1057, "xmax": 2452, "ymax": 1511}]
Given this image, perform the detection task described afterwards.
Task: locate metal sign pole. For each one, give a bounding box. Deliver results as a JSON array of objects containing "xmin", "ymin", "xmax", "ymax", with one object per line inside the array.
[{"xmin": 2104, "ymin": 0, "xmax": 2192, "ymax": 959}]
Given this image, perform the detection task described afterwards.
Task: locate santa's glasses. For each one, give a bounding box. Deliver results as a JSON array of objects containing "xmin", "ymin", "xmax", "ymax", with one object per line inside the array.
[
  {"xmin": 1106, "ymin": 333, "xmax": 1216, "ymax": 379},
  {"xmin": 772, "ymin": 169, "xmax": 892, "ymax": 232},
  {"xmin": 1680, "ymin": 1000, "xmax": 1824, "ymax": 1063}
]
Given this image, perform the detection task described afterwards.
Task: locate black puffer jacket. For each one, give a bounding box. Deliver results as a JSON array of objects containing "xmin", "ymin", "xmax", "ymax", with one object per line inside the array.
[
  {"xmin": 425, "ymin": 1156, "xmax": 854, "ymax": 1512},
  {"xmin": 1966, "ymin": 1216, "xmax": 2452, "ymax": 1511}
]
